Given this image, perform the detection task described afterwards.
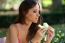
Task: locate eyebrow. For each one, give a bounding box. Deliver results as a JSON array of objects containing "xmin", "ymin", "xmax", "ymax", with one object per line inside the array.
[{"xmin": 33, "ymin": 8, "xmax": 39, "ymax": 11}]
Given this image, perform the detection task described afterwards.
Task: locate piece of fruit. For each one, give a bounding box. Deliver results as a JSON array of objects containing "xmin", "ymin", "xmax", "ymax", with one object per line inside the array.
[
  {"xmin": 38, "ymin": 22, "xmax": 49, "ymax": 30},
  {"xmin": 43, "ymin": 23, "xmax": 49, "ymax": 30}
]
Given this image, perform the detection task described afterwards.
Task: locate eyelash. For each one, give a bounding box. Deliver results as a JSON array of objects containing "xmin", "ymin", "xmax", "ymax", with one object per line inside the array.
[
  {"xmin": 33, "ymin": 11, "xmax": 36, "ymax": 13},
  {"xmin": 33, "ymin": 11, "xmax": 40, "ymax": 14}
]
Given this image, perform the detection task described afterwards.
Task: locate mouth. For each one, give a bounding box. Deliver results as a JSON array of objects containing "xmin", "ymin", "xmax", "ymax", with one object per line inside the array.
[{"xmin": 36, "ymin": 18, "xmax": 38, "ymax": 20}]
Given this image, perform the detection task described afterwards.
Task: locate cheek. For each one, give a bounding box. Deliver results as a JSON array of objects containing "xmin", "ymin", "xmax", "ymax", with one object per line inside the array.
[
  {"xmin": 30, "ymin": 14, "xmax": 39, "ymax": 23},
  {"xmin": 29, "ymin": 14, "xmax": 36, "ymax": 20},
  {"xmin": 27, "ymin": 13, "xmax": 39, "ymax": 23},
  {"xmin": 26, "ymin": 13, "xmax": 37, "ymax": 21}
]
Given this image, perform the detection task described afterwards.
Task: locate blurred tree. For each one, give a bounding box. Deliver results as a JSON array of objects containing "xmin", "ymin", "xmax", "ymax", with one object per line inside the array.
[
  {"xmin": 0, "ymin": 0, "xmax": 7, "ymax": 9},
  {"xmin": 52, "ymin": 0, "xmax": 62, "ymax": 9},
  {"xmin": 62, "ymin": 0, "xmax": 65, "ymax": 5},
  {"xmin": 0, "ymin": 0, "xmax": 23, "ymax": 10},
  {"xmin": 42, "ymin": 0, "xmax": 52, "ymax": 8}
]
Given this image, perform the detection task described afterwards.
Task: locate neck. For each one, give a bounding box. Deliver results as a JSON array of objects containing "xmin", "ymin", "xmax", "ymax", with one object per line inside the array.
[{"xmin": 22, "ymin": 19, "xmax": 32, "ymax": 31}]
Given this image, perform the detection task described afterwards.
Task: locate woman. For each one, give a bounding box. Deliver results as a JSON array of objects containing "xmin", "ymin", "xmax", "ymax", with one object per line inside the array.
[{"xmin": 6, "ymin": 0, "xmax": 55, "ymax": 43}]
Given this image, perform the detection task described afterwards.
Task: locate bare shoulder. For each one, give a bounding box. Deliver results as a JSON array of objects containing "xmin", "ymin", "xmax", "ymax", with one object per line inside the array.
[
  {"xmin": 9, "ymin": 23, "xmax": 21, "ymax": 28},
  {"xmin": 9, "ymin": 24, "xmax": 18, "ymax": 33},
  {"xmin": 6, "ymin": 24, "xmax": 18, "ymax": 43},
  {"xmin": 9, "ymin": 24, "xmax": 16, "ymax": 29},
  {"xmin": 9, "ymin": 23, "xmax": 23, "ymax": 33},
  {"xmin": 9, "ymin": 23, "xmax": 22, "ymax": 32}
]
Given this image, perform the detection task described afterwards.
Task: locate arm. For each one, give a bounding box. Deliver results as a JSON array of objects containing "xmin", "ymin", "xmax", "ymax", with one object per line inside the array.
[{"xmin": 9, "ymin": 24, "xmax": 18, "ymax": 43}]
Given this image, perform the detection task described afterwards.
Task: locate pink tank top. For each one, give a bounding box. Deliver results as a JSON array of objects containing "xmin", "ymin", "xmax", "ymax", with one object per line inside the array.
[
  {"xmin": 17, "ymin": 31, "xmax": 22, "ymax": 43},
  {"xmin": 15, "ymin": 25, "xmax": 22, "ymax": 43},
  {"xmin": 15, "ymin": 24, "xmax": 28, "ymax": 43}
]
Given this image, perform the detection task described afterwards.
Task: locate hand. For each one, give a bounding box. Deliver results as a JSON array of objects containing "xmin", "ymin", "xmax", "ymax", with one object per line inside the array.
[
  {"xmin": 46, "ymin": 26, "xmax": 55, "ymax": 43},
  {"xmin": 32, "ymin": 28, "xmax": 46, "ymax": 43}
]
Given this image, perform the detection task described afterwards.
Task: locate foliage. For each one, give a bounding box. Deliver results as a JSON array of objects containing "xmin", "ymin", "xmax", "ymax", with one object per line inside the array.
[
  {"xmin": 0, "ymin": 29, "xmax": 7, "ymax": 38},
  {"xmin": 51, "ymin": 24, "xmax": 65, "ymax": 43}
]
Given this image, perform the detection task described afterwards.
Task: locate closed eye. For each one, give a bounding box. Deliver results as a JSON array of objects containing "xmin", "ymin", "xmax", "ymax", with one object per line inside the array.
[{"xmin": 33, "ymin": 10, "xmax": 37, "ymax": 13}]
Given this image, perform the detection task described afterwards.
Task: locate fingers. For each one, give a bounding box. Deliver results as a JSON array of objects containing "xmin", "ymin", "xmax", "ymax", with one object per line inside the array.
[
  {"xmin": 38, "ymin": 28, "xmax": 46, "ymax": 33},
  {"xmin": 48, "ymin": 26, "xmax": 55, "ymax": 32},
  {"xmin": 48, "ymin": 26, "xmax": 55, "ymax": 39},
  {"xmin": 48, "ymin": 30, "xmax": 53, "ymax": 37},
  {"xmin": 37, "ymin": 28, "xmax": 46, "ymax": 37}
]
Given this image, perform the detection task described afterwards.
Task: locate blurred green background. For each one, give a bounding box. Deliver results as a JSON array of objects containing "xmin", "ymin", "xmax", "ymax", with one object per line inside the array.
[{"xmin": 0, "ymin": 0, "xmax": 65, "ymax": 43}]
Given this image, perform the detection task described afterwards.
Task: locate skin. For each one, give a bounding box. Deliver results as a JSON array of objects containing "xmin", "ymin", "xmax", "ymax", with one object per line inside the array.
[{"xmin": 6, "ymin": 3, "xmax": 55, "ymax": 43}]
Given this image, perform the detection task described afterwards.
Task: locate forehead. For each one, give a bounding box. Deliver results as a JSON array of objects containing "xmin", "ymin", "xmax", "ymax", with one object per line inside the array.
[{"xmin": 31, "ymin": 4, "xmax": 40, "ymax": 10}]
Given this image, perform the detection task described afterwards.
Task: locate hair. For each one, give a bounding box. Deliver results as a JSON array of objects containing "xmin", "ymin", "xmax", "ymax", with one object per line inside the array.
[{"xmin": 14, "ymin": 0, "xmax": 43, "ymax": 42}]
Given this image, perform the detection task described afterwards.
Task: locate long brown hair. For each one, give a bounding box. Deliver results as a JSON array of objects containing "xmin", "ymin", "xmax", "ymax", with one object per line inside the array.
[{"xmin": 14, "ymin": 0, "xmax": 43, "ymax": 42}]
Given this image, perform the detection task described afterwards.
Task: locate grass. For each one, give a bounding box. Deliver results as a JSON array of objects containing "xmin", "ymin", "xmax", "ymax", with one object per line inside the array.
[{"xmin": 51, "ymin": 24, "xmax": 65, "ymax": 43}]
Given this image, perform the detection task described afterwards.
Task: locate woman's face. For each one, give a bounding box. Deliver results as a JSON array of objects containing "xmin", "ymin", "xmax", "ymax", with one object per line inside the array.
[{"xmin": 25, "ymin": 4, "xmax": 40, "ymax": 23}]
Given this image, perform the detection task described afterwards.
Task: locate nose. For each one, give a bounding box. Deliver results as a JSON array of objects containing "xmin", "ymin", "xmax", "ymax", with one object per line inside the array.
[{"xmin": 36, "ymin": 13, "xmax": 40, "ymax": 17}]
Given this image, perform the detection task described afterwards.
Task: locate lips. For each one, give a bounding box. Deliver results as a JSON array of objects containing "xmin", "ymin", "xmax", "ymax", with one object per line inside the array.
[{"xmin": 36, "ymin": 18, "xmax": 38, "ymax": 20}]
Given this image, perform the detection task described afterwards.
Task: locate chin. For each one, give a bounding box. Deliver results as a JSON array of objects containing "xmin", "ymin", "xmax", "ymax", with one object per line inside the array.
[{"xmin": 33, "ymin": 21, "xmax": 38, "ymax": 23}]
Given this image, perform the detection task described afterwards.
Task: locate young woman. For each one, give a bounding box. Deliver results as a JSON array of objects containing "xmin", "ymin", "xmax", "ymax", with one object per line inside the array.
[{"xmin": 6, "ymin": 0, "xmax": 55, "ymax": 43}]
